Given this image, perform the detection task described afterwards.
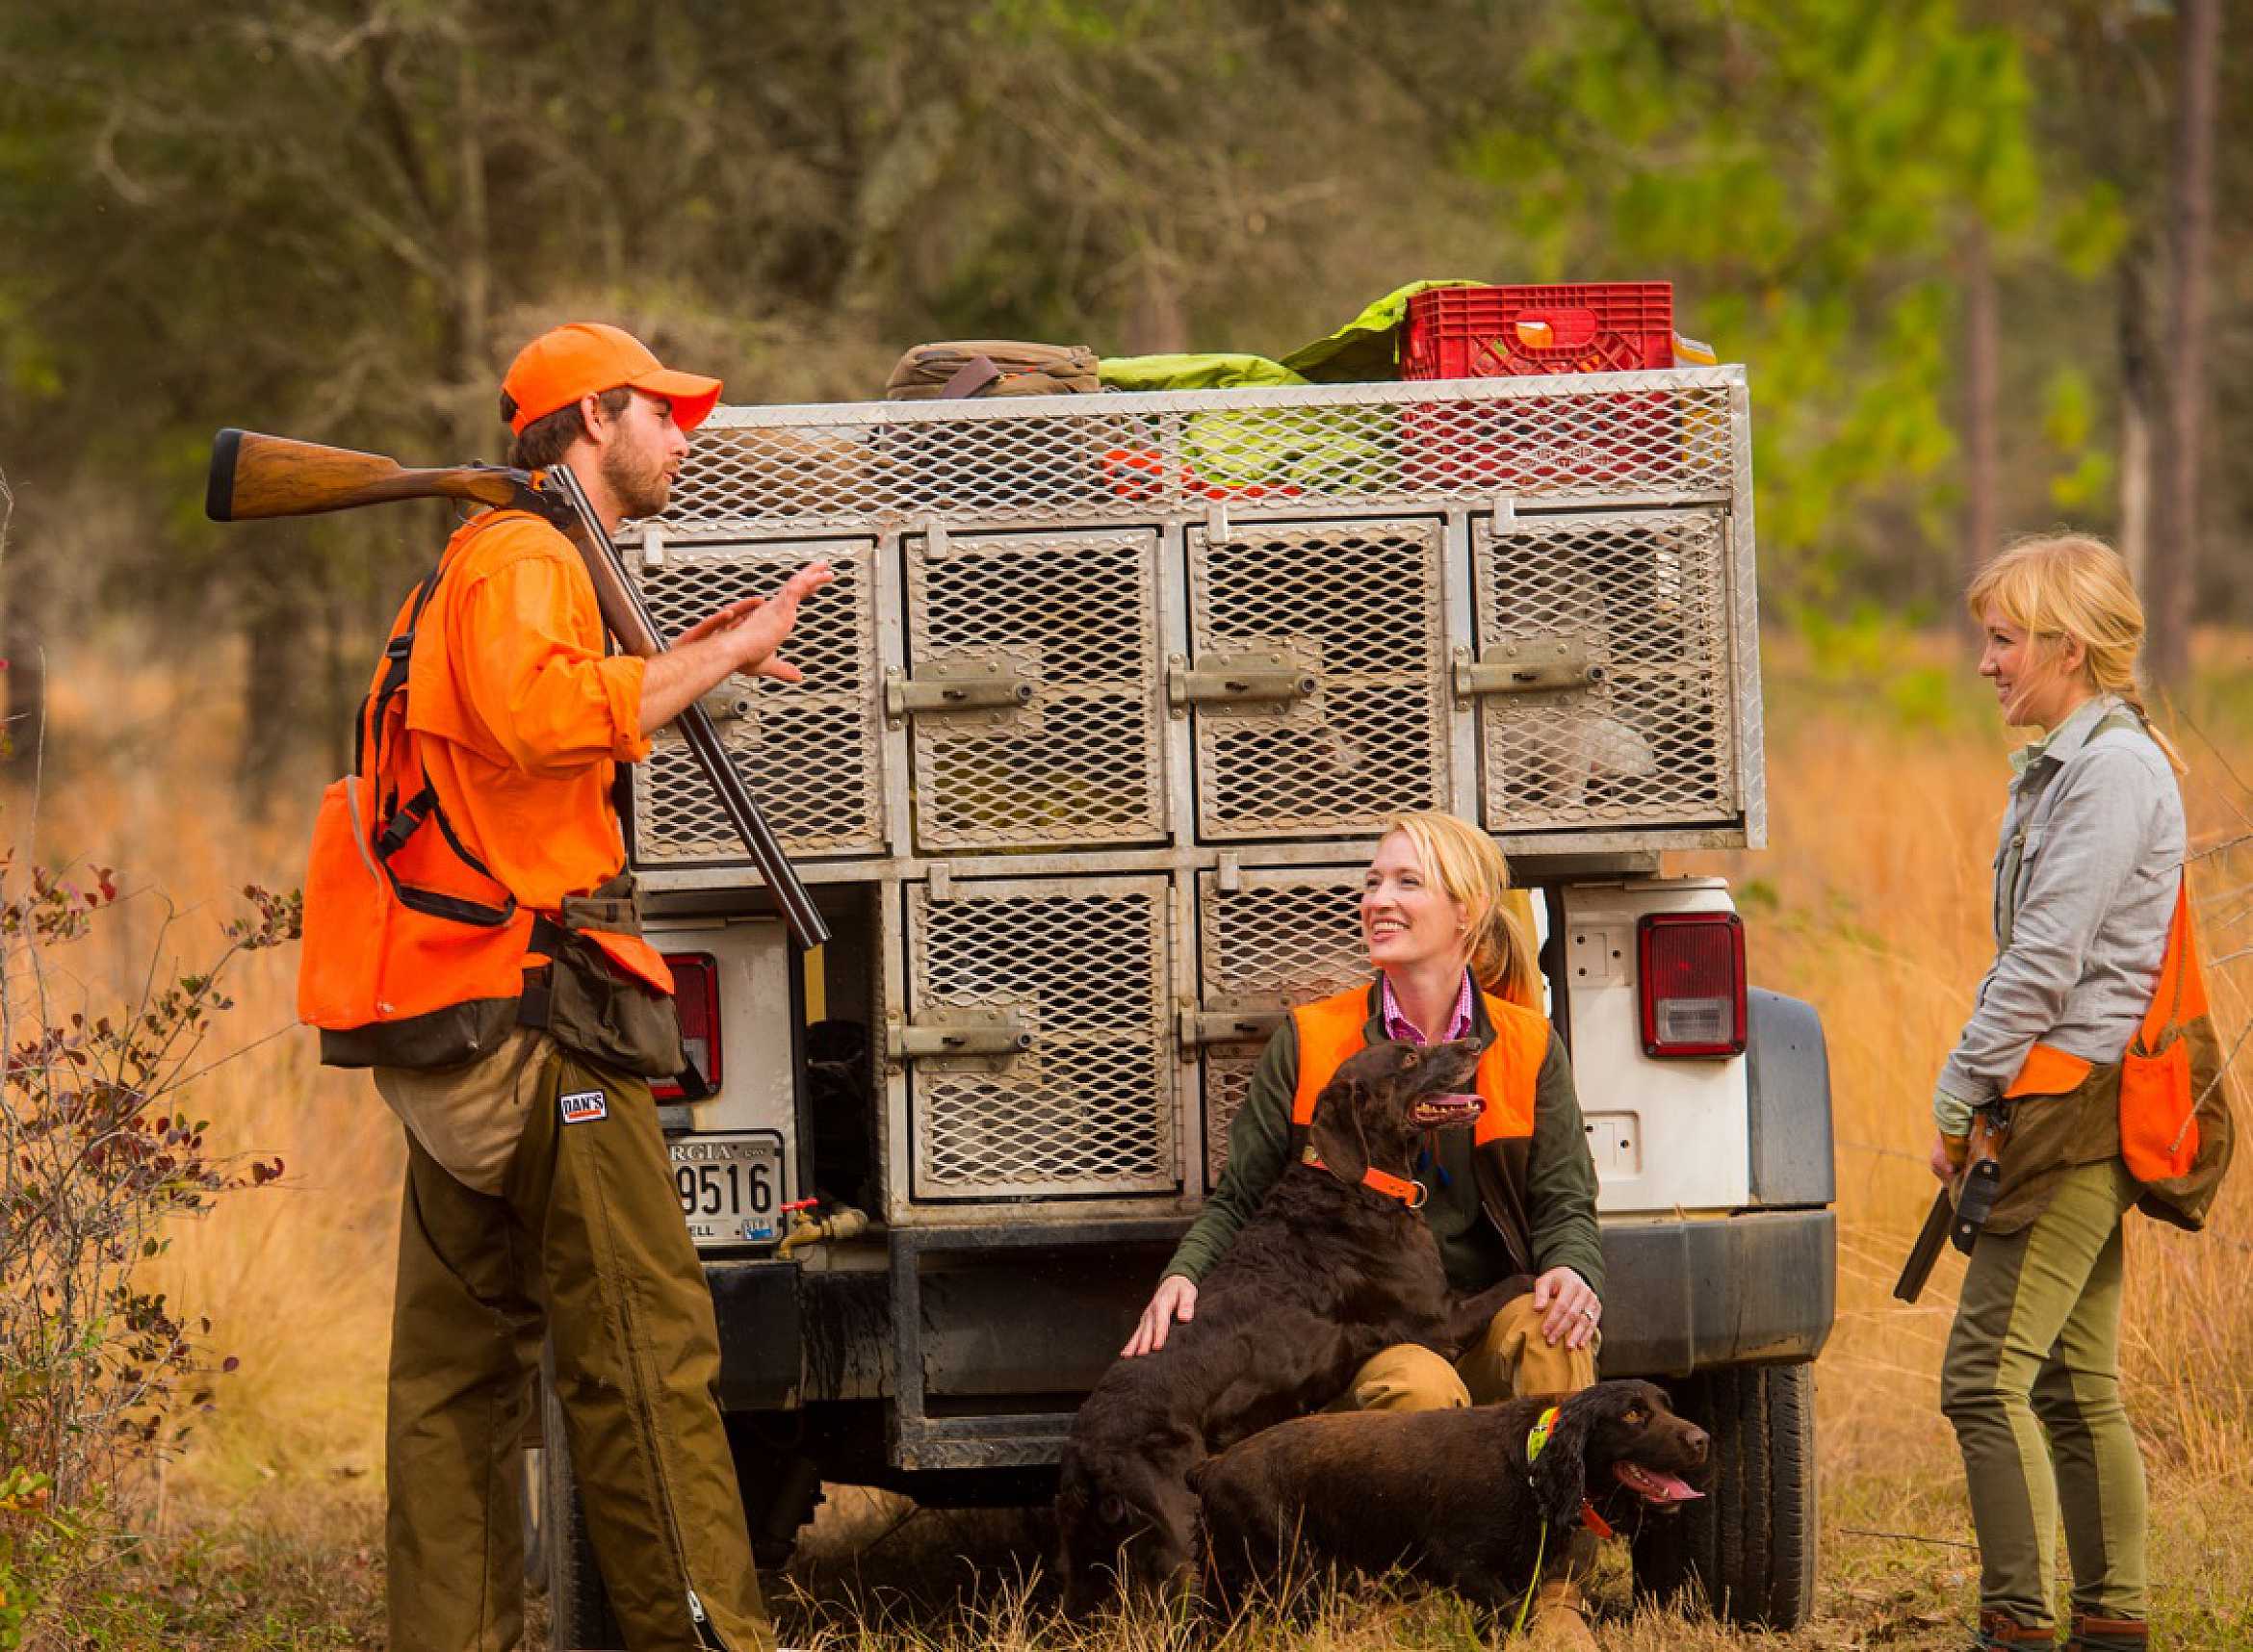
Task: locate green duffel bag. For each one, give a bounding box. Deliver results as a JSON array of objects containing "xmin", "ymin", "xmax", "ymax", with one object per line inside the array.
[{"xmin": 886, "ymin": 340, "xmax": 1101, "ymax": 400}]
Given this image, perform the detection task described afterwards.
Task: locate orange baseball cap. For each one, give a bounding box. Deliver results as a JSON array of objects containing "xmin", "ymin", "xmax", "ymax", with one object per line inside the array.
[{"xmin": 501, "ymin": 322, "xmax": 722, "ymax": 435}]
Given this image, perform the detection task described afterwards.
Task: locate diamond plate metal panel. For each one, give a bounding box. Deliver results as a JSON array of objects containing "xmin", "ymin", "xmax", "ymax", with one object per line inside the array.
[
  {"xmin": 633, "ymin": 539, "xmax": 882, "ymax": 862},
  {"xmin": 650, "ymin": 371, "xmax": 1741, "ymax": 535},
  {"xmin": 907, "ymin": 877, "xmax": 1177, "ymax": 1200},
  {"xmin": 905, "ymin": 529, "xmax": 1165, "ymax": 852},
  {"xmin": 1189, "ymin": 518, "xmax": 1448, "ymax": 839},
  {"xmin": 1471, "ymin": 509, "xmax": 1736, "ymax": 832},
  {"xmin": 1195, "ymin": 869, "xmax": 1368, "ymax": 1186}
]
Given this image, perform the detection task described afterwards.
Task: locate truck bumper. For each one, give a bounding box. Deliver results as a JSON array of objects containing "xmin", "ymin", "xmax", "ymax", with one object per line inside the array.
[
  {"xmin": 1594, "ymin": 1207, "xmax": 1835, "ymax": 1378},
  {"xmin": 701, "ymin": 1206, "xmax": 1835, "ymax": 1421}
]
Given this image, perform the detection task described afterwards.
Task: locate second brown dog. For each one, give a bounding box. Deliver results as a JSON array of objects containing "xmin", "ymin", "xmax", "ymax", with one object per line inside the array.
[{"xmin": 1191, "ymin": 1379, "xmax": 1710, "ymax": 1613}]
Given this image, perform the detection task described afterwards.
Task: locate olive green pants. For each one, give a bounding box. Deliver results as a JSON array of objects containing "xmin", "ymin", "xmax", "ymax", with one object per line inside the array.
[
  {"xmin": 1332, "ymin": 1294, "xmax": 1597, "ymax": 1411},
  {"xmin": 385, "ymin": 1047, "xmax": 770, "ymax": 1652},
  {"xmin": 1941, "ymin": 1157, "xmax": 2147, "ymax": 1630}
]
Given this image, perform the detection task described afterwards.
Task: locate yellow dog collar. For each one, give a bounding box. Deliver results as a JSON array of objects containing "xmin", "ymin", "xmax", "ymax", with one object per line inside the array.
[{"xmin": 1525, "ymin": 1404, "xmax": 1561, "ymax": 1465}]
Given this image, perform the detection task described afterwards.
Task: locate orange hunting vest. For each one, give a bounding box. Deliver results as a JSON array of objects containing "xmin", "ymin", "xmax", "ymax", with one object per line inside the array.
[
  {"xmin": 2005, "ymin": 875, "xmax": 2215, "ymax": 1188},
  {"xmin": 298, "ymin": 509, "xmax": 669, "ymax": 1068},
  {"xmin": 1287, "ymin": 982, "xmax": 1550, "ymax": 1146}
]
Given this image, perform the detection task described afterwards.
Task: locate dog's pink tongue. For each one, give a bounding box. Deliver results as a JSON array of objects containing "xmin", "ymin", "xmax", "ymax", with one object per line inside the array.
[{"xmin": 1615, "ymin": 1462, "xmax": 1703, "ymax": 1503}]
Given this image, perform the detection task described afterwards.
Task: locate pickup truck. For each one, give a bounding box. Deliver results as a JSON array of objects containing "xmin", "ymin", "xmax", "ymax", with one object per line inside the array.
[{"xmin": 530, "ymin": 364, "xmax": 1835, "ymax": 1644}]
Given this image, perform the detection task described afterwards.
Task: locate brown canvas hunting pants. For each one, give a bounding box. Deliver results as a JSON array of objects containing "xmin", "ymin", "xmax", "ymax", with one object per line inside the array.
[
  {"xmin": 383, "ymin": 1044, "xmax": 770, "ymax": 1652},
  {"xmin": 1331, "ymin": 1293, "xmax": 1596, "ymax": 1411}
]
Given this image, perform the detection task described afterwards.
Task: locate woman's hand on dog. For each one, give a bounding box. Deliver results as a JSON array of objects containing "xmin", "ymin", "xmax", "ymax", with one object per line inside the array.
[
  {"xmin": 1122, "ymin": 1275, "xmax": 1199, "ymax": 1356},
  {"xmin": 1533, "ymin": 1266, "xmax": 1601, "ymax": 1351}
]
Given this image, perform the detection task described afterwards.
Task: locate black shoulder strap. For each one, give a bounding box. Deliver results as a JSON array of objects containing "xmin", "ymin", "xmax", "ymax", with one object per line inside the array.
[{"xmin": 357, "ymin": 554, "xmax": 450, "ymax": 784}]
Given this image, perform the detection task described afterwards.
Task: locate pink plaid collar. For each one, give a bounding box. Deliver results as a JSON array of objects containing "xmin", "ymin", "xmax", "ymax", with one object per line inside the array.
[{"xmin": 1379, "ymin": 969, "xmax": 1475, "ymax": 1045}]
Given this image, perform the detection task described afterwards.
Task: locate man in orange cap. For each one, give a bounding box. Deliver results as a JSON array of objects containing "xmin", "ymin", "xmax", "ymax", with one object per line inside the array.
[{"xmin": 339, "ymin": 322, "xmax": 827, "ymax": 1652}]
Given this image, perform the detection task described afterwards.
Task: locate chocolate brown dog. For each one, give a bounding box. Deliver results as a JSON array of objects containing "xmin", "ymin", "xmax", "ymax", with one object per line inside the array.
[
  {"xmin": 1055, "ymin": 1037, "xmax": 1525, "ymax": 1613},
  {"xmin": 1191, "ymin": 1379, "xmax": 1709, "ymax": 1613}
]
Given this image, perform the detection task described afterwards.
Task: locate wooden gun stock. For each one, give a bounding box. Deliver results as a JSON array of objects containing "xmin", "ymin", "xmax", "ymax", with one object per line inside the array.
[{"xmin": 207, "ymin": 428, "xmax": 522, "ymax": 522}]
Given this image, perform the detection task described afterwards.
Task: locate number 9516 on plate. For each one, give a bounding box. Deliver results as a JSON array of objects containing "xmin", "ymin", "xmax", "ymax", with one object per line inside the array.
[{"xmin": 670, "ymin": 1131, "xmax": 784, "ymax": 1247}]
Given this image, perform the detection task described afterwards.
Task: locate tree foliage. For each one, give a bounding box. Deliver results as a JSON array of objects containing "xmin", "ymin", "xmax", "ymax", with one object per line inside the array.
[{"xmin": 0, "ymin": 0, "xmax": 2242, "ymax": 762}]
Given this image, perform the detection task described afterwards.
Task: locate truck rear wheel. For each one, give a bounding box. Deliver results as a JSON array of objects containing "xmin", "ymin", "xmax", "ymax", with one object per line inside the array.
[
  {"xmin": 1630, "ymin": 1362, "xmax": 1817, "ymax": 1630},
  {"xmin": 540, "ymin": 1382, "xmax": 627, "ymax": 1651}
]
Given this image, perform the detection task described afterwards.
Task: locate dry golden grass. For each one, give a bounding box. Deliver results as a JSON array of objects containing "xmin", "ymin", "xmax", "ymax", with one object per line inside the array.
[{"xmin": 13, "ymin": 628, "xmax": 2251, "ymax": 1647}]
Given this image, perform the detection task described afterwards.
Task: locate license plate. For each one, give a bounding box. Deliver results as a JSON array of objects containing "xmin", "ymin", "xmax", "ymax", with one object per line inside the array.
[{"xmin": 670, "ymin": 1131, "xmax": 785, "ymax": 1246}]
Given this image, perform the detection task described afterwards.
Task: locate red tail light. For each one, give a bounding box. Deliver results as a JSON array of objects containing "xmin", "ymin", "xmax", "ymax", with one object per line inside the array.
[
  {"xmin": 1637, "ymin": 913, "xmax": 1747, "ymax": 1057},
  {"xmin": 653, "ymin": 952, "xmax": 721, "ymax": 1099}
]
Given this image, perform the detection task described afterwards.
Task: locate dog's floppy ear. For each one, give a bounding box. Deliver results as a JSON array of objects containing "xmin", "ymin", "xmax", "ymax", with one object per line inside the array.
[
  {"xmin": 1307, "ymin": 1074, "xmax": 1371, "ymax": 1184},
  {"xmin": 1528, "ymin": 1386, "xmax": 1613, "ymax": 1526}
]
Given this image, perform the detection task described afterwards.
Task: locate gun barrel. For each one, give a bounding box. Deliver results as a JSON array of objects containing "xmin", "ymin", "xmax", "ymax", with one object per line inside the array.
[
  {"xmin": 207, "ymin": 428, "xmax": 518, "ymax": 523},
  {"xmin": 1893, "ymin": 1188, "xmax": 1955, "ymax": 1304}
]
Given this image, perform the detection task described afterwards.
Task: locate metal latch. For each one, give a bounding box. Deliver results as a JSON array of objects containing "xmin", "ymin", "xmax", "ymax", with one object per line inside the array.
[
  {"xmin": 1167, "ymin": 649, "xmax": 1319, "ymax": 711},
  {"xmin": 885, "ymin": 654, "xmax": 1039, "ymax": 725},
  {"xmin": 1453, "ymin": 638, "xmax": 1604, "ymax": 700},
  {"xmin": 888, "ymin": 1009, "xmax": 1035, "ymax": 1062},
  {"xmin": 698, "ymin": 685, "xmax": 757, "ymax": 723},
  {"xmin": 1178, "ymin": 1006, "xmax": 1287, "ymax": 1049}
]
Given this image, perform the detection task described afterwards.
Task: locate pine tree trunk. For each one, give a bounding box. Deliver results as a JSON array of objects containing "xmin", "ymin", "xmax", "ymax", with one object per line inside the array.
[
  {"xmin": 1, "ymin": 592, "xmax": 46, "ymax": 771},
  {"xmin": 1124, "ymin": 249, "xmax": 1190, "ymax": 355},
  {"xmin": 1, "ymin": 479, "xmax": 47, "ymax": 771},
  {"xmin": 2116, "ymin": 258, "xmax": 2156, "ymax": 588},
  {"xmin": 1960, "ymin": 221, "xmax": 2000, "ymax": 643},
  {"xmin": 2149, "ymin": 0, "xmax": 2219, "ymax": 689},
  {"xmin": 236, "ymin": 540, "xmax": 310, "ymax": 814}
]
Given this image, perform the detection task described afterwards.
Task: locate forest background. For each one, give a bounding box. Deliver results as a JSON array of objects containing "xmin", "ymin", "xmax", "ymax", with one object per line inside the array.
[
  {"xmin": 1, "ymin": 2, "xmax": 2250, "ymax": 1649},
  {"xmin": 3, "ymin": 0, "xmax": 2249, "ymax": 760}
]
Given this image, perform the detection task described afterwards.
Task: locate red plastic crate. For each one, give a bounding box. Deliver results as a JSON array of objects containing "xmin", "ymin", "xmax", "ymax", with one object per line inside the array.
[{"xmin": 1399, "ymin": 283, "xmax": 1676, "ymax": 379}]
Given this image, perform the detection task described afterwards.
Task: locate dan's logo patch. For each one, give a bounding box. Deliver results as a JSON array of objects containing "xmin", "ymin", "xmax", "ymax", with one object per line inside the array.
[{"xmin": 559, "ymin": 1089, "xmax": 609, "ymax": 1124}]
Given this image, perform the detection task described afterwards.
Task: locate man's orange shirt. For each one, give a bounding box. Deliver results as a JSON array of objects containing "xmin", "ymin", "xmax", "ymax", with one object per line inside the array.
[{"xmin": 402, "ymin": 510, "xmax": 649, "ymax": 915}]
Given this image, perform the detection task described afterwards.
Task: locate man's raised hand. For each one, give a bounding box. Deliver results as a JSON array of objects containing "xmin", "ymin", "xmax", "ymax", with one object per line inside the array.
[{"xmin": 726, "ymin": 561, "xmax": 833, "ymax": 684}]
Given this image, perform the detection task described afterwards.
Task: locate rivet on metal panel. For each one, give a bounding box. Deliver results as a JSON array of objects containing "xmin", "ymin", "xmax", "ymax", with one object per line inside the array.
[
  {"xmin": 1216, "ymin": 852, "xmax": 1242, "ymax": 893},
  {"xmin": 882, "ymin": 666, "xmax": 907, "ymax": 728},
  {"xmin": 1489, "ymin": 496, "xmax": 1517, "ymax": 532},
  {"xmin": 638, "ymin": 524, "xmax": 666, "ymax": 570},
  {"xmin": 1204, "ymin": 500, "xmax": 1230, "ymax": 544}
]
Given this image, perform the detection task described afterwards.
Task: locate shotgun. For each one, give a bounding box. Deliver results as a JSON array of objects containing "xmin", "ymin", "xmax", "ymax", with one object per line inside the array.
[
  {"xmin": 1892, "ymin": 1103, "xmax": 2011, "ymax": 1304},
  {"xmin": 205, "ymin": 428, "xmax": 829, "ymax": 951},
  {"xmin": 1893, "ymin": 1189, "xmax": 1955, "ymax": 1304}
]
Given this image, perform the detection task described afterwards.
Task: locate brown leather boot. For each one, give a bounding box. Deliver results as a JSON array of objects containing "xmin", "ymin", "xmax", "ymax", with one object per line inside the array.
[
  {"xmin": 1522, "ymin": 1576, "xmax": 1599, "ymax": 1651},
  {"xmin": 1977, "ymin": 1611, "xmax": 2058, "ymax": 1649},
  {"xmin": 2063, "ymin": 1613, "xmax": 2147, "ymax": 1652}
]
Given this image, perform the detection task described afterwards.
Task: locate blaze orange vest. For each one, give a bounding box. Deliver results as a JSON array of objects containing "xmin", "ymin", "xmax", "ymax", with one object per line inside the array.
[
  {"xmin": 1288, "ymin": 981, "xmax": 1549, "ymax": 1145},
  {"xmin": 2005, "ymin": 874, "xmax": 2210, "ymax": 1185},
  {"xmin": 298, "ymin": 511, "xmax": 666, "ymax": 1066}
]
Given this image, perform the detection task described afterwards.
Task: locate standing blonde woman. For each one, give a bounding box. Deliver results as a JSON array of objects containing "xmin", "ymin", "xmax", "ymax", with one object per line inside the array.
[
  {"xmin": 1935, "ymin": 535, "xmax": 2235, "ymax": 1652},
  {"xmin": 1123, "ymin": 809, "xmax": 1606, "ymax": 1647}
]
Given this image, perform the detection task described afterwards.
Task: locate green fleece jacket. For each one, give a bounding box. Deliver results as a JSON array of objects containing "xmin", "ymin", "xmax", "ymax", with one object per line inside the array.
[{"xmin": 1162, "ymin": 991, "xmax": 1606, "ymax": 1297}]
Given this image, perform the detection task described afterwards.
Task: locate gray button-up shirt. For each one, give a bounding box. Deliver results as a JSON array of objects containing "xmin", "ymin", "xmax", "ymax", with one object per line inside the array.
[{"xmin": 1933, "ymin": 693, "xmax": 2185, "ymax": 1134}]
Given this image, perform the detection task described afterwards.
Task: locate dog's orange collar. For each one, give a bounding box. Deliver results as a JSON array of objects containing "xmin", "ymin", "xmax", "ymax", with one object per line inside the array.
[{"xmin": 1301, "ymin": 1146, "xmax": 1428, "ymax": 1210}]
